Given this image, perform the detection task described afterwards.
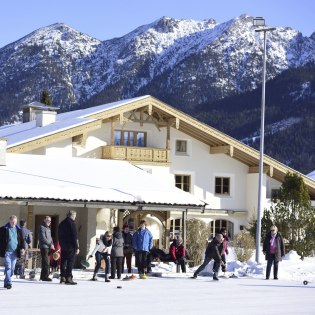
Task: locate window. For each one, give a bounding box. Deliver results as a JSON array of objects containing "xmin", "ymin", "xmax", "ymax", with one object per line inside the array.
[
  {"xmin": 215, "ymin": 177, "xmax": 230, "ymax": 195},
  {"xmin": 175, "ymin": 175, "xmax": 190, "ymax": 192},
  {"xmin": 170, "ymin": 218, "xmax": 181, "ymax": 239},
  {"xmin": 114, "ymin": 130, "xmax": 146, "ymax": 147},
  {"xmin": 176, "ymin": 140, "xmax": 187, "ymax": 154}
]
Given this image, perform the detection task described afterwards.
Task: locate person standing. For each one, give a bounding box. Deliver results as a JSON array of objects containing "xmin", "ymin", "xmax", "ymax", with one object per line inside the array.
[
  {"xmin": 132, "ymin": 220, "xmax": 153, "ymax": 279},
  {"xmin": 110, "ymin": 227, "xmax": 124, "ymax": 280},
  {"xmin": 58, "ymin": 210, "xmax": 80, "ymax": 285},
  {"xmin": 38, "ymin": 216, "xmax": 55, "ymax": 281},
  {"xmin": 88, "ymin": 231, "xmax": 112, "ymax": 282},
  {"xmin": 263, "ymin": 225, "xmax": 285, "ymax": 280},
  {"xmin": 192, "ymin": 234, "xmax": 225, "ymax": 281},
  {"xmin": 14, "ymin": 219, "xmax": 32, "ymax": 279},
  {"xmin": 170, "ymin": 237, "xmax": 187, "ymax": 273},
  {"xmin": 121, "ymin": 223, "xmax": 133, "ymax": 274},
  {"xmin": 212, "ymin": 228, "xmax": 229, "ymax": 276},
  {"xmin": 0, "ymin": 215, "xmax": 25, "ymax": 289}
]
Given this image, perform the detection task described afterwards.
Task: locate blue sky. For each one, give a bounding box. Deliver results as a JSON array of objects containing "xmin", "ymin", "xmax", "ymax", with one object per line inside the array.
[{"xmin": 0, "ymin": 0, "xmax": 314, "ymax": 48}]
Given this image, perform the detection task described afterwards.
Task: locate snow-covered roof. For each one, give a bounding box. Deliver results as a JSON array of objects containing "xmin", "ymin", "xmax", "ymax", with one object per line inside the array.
[
  {"xmin": 0, "ymin": 153, "xmax": 205, "ymax": 210},
  {"xmin": 0, "ymin": 95, "xmax": 150, "ymax": 148},
  {"xmin": 307, "ymin": 170, "xmax": 315, "ymax": 181}
]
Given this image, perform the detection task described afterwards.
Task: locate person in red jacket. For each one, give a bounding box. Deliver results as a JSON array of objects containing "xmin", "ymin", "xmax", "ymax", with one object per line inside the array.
[
  {"xmin": 50, "ymin": 241, "xmax": 61, "ymax": 273},
  {"xmin": 170, "ymin": 237, "xmax": 187, "ymax": 273}
]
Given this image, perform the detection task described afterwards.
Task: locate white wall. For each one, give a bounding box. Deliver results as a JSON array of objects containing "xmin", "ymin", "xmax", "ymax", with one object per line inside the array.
[
  {"xmin": 170, "ymin": 128, "xmax": 249, "ymax": 211},
  {"xmin": 45, "ymin": 138, "xmax": 72, "ymax": 156}
]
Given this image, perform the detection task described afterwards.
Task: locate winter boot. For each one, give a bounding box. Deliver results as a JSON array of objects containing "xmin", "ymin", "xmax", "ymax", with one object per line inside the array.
[
  {"xmin": 213, "ymin": 273, "xmax": 219, "ymax": 281},
  {"xmin": 91, "ymin": 273, "xmax": 97, "ymax": 281},
  {"xmin": 65, "ymin": 276, "xmax": 77, "ymax": 285},
  {"xmin": 60, "ymin": 276, "xmax": 66, "ymax": 284},
  {"xmin": 105, "ymin": 274, "xmax": 111, "ymax": 282}
]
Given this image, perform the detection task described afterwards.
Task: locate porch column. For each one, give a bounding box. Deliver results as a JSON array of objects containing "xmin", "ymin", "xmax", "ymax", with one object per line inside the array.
[
  {"xmin": 212, "ymin": 220, "xmax": 216, "ymax": 237},
  {"xmin": 164, "ymin": 211, "xmax": 171, "ymax": 250},
  {"xmin": 166, "ymin": 125, "xmax": 170, "ymax": 149},
  {"xmin": 111, "ymin": 118, "xmax": 115, "ymax": 145},
  {"xmin": 181, "ymin": 210, "xmax": 187, "ymax": 247},
  {"xmin": 80, "ymin": 207, "xmax": 97, "ymax": 259},
  {"xmin": 117, "ymin": 209, "xmax": 124, "ymax": 229},
  {"xmin": 27, "ymin": 205, "xmax": 34, "ymax": 231}
]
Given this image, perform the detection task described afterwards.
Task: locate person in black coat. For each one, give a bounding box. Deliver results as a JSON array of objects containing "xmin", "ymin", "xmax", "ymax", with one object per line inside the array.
[
  {"xmin": 121, "ymin": 223, "xmax": 133, "ymax": 274},
  {"xmin": 192, "ymin": 234, "xmax": 225, "ymax": 280},
  {"xmin": 14, "ymin": 219, "xmax": 32, "ymax": 278},
  {"xmin": 263, "ymin": 225, "xmax": 285, "ymax": 280},
  {"xmin": 0, "ymin": 215, "xmax": 25, "ymax": 289},
  {"xmin": 58, "ymin": 210, "xmax": 79, "ymax": 285}
]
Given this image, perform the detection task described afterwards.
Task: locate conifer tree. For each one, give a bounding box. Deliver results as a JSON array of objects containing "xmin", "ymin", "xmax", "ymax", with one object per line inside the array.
[
  {"xmin": 40, "ymin": 89, "xmax": 52, "ymax": 105},
  {"xmin": 265, "ymin": 172, "xmax": 314, "ymax": 259}
]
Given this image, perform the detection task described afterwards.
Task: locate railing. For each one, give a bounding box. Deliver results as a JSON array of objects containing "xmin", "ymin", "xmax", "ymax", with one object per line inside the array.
[{"xmin": 102, "ymin": 145, "xmax": 170, "ymax": 163}]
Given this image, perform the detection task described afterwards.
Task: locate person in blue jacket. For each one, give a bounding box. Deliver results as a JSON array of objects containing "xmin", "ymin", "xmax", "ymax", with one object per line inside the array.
[
  {"xmin": 0, "ymin": 215, "xmax": 25, "ymax": 289},
  {"xmin": 132, "ymin": 220, "xmax": 153, "ymax": 278}
]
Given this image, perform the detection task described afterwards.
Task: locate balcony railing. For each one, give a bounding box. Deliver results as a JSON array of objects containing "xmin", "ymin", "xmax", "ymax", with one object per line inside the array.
[{"xmin": 102, "ymin": 145, "xmax": 170, "ymax": 163}]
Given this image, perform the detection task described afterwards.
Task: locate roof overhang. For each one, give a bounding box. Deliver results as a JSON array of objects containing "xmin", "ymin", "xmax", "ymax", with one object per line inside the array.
[{"xmin": 0, "ymin": 198, "xmax": 205, "ymax": 212}]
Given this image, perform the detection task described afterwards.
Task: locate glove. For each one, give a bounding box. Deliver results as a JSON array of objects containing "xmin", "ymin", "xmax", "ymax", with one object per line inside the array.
[{"xmin": 226, "ymin": 249, "xmax": 229, "ymax": 255}]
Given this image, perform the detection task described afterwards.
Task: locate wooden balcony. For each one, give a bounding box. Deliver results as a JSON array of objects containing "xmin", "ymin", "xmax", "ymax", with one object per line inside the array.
[{"xmin": 102, "ymin": 146, "xmax": 170, "ymax": 164}]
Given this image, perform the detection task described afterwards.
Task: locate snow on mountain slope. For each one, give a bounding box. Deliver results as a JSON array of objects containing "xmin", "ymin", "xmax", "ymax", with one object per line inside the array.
[{"xmin": 0, "ymin": 14, "xmax": 314, "ymax": 120}]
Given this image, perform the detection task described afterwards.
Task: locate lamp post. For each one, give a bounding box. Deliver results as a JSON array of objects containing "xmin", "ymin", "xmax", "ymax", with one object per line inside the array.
[{"xmin": 253, "ymin": 17, "xmax": 276, "ymax": 263}]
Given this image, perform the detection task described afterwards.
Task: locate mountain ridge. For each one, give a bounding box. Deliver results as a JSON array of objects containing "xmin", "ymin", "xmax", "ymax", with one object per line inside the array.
[{"xmin": 0, "ymin": 14, "xmax": 314, "ymax": 173}]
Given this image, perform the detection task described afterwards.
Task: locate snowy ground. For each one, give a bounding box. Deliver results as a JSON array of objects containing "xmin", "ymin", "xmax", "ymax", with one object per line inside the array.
[{"xmin": 1, "ymin": 250, "xmax": 315, "ymax": 315}]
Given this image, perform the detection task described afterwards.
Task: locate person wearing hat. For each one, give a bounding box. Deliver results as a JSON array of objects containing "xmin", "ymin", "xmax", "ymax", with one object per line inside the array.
[
  {"xmin": 170, "ymin": 237, "xmax": 188, "ymax": 273},
  {"xmin": 263, "ymin": 225, "xmax": 285, "ymax": 280},
  {"xmin": 192, "ymin": 233, "xmax": 225, "ymax": 281},
  {"xmin": 121, "ymin": 223, "xmax": 133, "ymax": 274},
  {"xmin": 58, "ymin": 210, "xmax": 79, "ymax": 285}
]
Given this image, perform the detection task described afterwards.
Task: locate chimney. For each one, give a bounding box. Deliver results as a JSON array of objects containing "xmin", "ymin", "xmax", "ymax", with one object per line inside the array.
[
  {"xmin": 22, "ymin": 102, "xmax": 59, "ymax": 126},
  {"xmin": 36, "ymin": 110, "xmax": 57, "ymax": 127},
  {"xmin": 0, "ymin": 138, "xmax": 7, "ymax": 166}
]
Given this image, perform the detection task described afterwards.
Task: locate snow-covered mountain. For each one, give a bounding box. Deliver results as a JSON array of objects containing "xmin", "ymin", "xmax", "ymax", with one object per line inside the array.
[{"xmin": 0, "ymin": 14, "xmax": 315, "ymax": 123}]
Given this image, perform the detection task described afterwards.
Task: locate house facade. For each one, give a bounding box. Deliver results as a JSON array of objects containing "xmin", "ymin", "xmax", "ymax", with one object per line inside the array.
[{"xmin": 1, "ymin": 96, "xmax": 314, "ymax": 259}]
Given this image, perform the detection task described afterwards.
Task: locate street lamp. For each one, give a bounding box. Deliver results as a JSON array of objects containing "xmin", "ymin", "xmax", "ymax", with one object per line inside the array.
[{"xmin": 253, "ymin": 17, "xmax": 276, "ymax": 263}]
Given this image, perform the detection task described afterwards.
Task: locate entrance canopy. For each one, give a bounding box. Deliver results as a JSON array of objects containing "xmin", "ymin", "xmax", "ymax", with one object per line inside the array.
[{"xmin": 0, "ymin": 154, "xmax": 205, "ymax": 211}]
